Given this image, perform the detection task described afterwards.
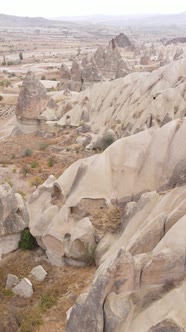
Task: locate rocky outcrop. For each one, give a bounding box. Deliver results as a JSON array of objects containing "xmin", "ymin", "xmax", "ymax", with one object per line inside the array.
[
  {"xmin": 60, "ymin": 63, "xmax": 71, "ymax": 80},
  {"xmin": 57, "ymin": 57, "xmax": 186, "ymax": 138},
  {"xmin": 165, "ymin": 37, "xmax": 186, "ymax": 46},
  {"xmin": 16, "ymin": 71, "xmax": 49, "ymax": 122},
  {"xmin": 109, "ymin": 33, "xmax": 134, "ymax": 50},
  {"xmin": 58, "ymin": 34, "xmax": 132, "ymax": 92},
  {"xmin": 27, "ymin": 58, "xmax": 186, "ymax": 331},
  {"xmin": 66, "ymin": 179, "xmax": 186, "ymax": 331},
  {"xmin": 0, "ymin": 183, "xmax": 29, "ymax": 256},
  {"xmin": 29, "ymin": 117, "xmax": 186, "ymax": 266}
]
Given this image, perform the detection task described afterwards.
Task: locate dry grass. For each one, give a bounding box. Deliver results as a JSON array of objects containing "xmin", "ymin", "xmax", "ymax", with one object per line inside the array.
[
  {"xmin": 0, "ymin": 127, "xmax": 94, "ymax": 199},
  {"xmin": 91, "ymin": 205, "xmax": 122, "ymax": 234},
  {"xmin": 0, "ymin": 249, "xmax": 95, "ymax": 332}
]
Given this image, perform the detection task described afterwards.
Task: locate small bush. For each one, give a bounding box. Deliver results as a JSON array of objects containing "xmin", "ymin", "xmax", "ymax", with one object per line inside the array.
[
  {"xmin": 0, "ymin": 95, "xmax": 3, "ymax": 101},
  {"xmin": 30, "ymin": 176, "xmax": 42, "ymax": 188},
  {"xmin": 20, "ymin": 165, "xmax": 31, "ymax": 177},
  {"xmin": 16, "ymin": 190, "xmax": 26, "ymax": 198},
  {"xmin": 18, "ymin": 228, "xmax": 38, "ymax": 250},
  {"xmin": 41, "ymin": 75, "xmax": 46, "ymax": 80},
  {"xmin": 19, "ymin": 52, "xmax": 23, "ymax": 60},
  {"xmin": 2, "ymin": 288, "xmax": 13, "ymax": 297},
  {"xmin": 39, "ymin": 293, "xmax": 56, "ymax": 312},
  {"xmin": 23, "ymin": 148, "xmax": 33, "ymax": 157},
  {"xmin": 30, "ymin": 161, "xmax": 39, "ymax": 168},
  {"xmin": 48, "ymin": 157, "xmax": 56, "ymax": 167}
]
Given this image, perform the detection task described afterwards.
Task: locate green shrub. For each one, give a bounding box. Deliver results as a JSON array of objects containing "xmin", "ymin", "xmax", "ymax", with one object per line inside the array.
[
  {"xmin": 48, "ymin": 157, "xmax": 56, "ymax": 167},
  {"xmin": 30, "ymin": 176, "xmax": 42, "ymax": 188},
  {"xmin": 20, "ymin": 165, "xmax": 31, "ymax": 177},
  {"xmin": 30, "ymin": 161, "xmax": 39, "ymax": 168},
  {"xmin": 41, "ymin": 75, "xmax": 46, "ymax": 80},
  {"xmin": 19, "ymin": 52, "xmax": 23, "ymax": 60},
  {"xmin": 18, "ymin": 228, "xmax": 38, "ymax": 250},
  {"xmin": 23, "ymin": 148, "xmax": 33, "ymax": 157},
  {"xmin": 2, "ymin": 288, "xmax": 13, "ymax": 297},
  {"xmin": 0, "ymin": 95, "xmax": 3, "ymax": 101},
  {"xmin": 39, "ymin": 293, "xmax": 56, "ymax": 312}
]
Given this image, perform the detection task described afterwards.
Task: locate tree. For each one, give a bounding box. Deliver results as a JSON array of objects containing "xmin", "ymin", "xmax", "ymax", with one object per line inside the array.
[
  {"xmin": 19, "ymin": 228, "xmax": 38, "ymax": 250},
  {"xmin": 19, "ymin": 52, "xmax": 23, "ymax": 60},
  {"xmin": 2, "ymin": 55, "xmax": 6, "ymax": 66},
  {"xmin": 21, "ymin": 165, "xmax": 31, "ymax": 178},
  {"xmin": 30, "ymin": 176, "xmax": 42, "ymax": 189}
]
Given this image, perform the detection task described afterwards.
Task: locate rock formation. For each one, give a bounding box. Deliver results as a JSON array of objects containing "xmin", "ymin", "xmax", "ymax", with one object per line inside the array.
[
  {"xmin": 109, "ymin": 32, "xmax": 134, "ymax": 50},
  {"xmin": 58, "ymin": 59, "xmax": 103, "ymax": 92},
  {"xmin": 16, "ymin": 71, "xmax": 49, "ymax": 122},
  {"xmin": 165, "ymin": 37, "xmax": 186, "ymax": 45},
  {"xmin": 57, "ymin": 57, "xmax": 186, "ymax": 139},
  {"xmin": 58, "ymin": 33, "xmax": 132, "ymax": 91},
  {"xmin": 0, "ymin": 183, "xmax": 29, "ymax": 256},
  {"xmin": 28, "ymin": 116, "xmax": 186, "ymax": 330}
]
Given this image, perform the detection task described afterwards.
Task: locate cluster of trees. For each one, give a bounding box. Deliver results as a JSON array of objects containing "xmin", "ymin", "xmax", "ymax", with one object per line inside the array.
[{"xmin": 2, "ymin": 52, "xmax": 23, "ymax": 66}]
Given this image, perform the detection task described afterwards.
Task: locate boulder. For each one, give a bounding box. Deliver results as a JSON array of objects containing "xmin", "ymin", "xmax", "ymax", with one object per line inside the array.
[
  {"xmin": 12, "ymin": 278, "xmax": 33, "ymax": 298},
  {"xmin": 6, "ymin": 274, "xmax": 19, "ymax": 289},
  {"xmin": 0, "ymin": 183, "xmax": 29, "ymax": 255},
  {"xmin": 30, "ymin": 265, "xmax": 47, "ymax": 281}
]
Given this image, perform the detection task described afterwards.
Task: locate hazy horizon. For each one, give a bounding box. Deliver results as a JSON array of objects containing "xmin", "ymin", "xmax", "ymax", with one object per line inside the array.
[{"xmin": 0, "ymin": 0, "xmax": 186, "ymax": 18}]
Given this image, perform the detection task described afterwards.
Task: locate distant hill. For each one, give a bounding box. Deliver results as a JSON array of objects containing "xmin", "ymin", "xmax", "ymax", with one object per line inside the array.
[
  {"xmin": 55, "ymin": 12, "xmax": 186, "ymax": 26},
  {"xmin": 0, "ymin": 13, "xmax": 52, "ymax": 27}
]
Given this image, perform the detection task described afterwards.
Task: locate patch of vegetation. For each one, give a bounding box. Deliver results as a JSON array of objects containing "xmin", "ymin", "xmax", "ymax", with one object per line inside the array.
[
  {"xmin": 84, "ymin": 244, "xmax": 96, "ymax": 265},
  {"xmin": 18, "ymin": 308, "xmax": 42, "ymax": 332},
  {"xmin": 0, "ymin": 95, "xmax": 3, "ymax": 101},
  {"xmin": 39, "ymin": 293, "xmax": 57, "ymax": 312},
  {"xmin": 19, "ymin": 52, "xmax": 23, "ymax": 60},
  {"xmin": 30, "ymin": 176, "xmax": 42, "ymax": 188},
  {"xmin": 23, "ymin": 148, "xmax": 33, "ymax": 157},
  {"xmin": 94, "ymin": 132, "xmax": 115, "ymax": 152},
  {"xmin": 16, "ymin": 190, "xmax": 26, "ymax": 198},
  {"xmin": 48, "ymin": 157, "xmax": 56, "ymax": 167},
  {"xmin": 2, "ymin": 288, "xmax": 13, "ymax": 297},
  {"xmin": 91, "ymin": 205, "xmax": 122, "ymax": 234},
  {"xmin": 18, "ymin": 228, "xmax": 38, "ymax": 250},
  {"xmin": 30, "ymin": 161, "xmax": 39, "ymax": 168},
  {"xmin": 41, "ymin": 75, "xmax": 46, "ymax": 80},
  {"xmin": 20, "ymin": 165, "xmax": 32, "ymax": 177}
]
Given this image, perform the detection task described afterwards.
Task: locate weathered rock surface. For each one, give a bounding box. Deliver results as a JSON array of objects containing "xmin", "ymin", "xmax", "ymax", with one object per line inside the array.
[
  {"xmin": 30, "ymin": 116, "xmax": 186, "ymax": 265},
  {"xmin": 12, "ymin": 278, "xmax": 33, "ymax": 298},
  {"xmin": 6, "ymin": 274, "xmax": 19, "ymax": 289},
  {"xmin": 110, "ymin": 33, "xmax": 134, "ymax": 49},
  {"xmin": 30, "ymin": 265, "xmax": 47, "ymax": 281},
  {"xmin": 165, "ymin": 37, "xmax": 186, "ymax": 46},
  {"xmin": 27, "ymin": 58, "xmax": 186, "ymax": 331},
  {"xmin": 0, "ymin": 183, "xmax": 29, "ymax": 255},
  {"xmin": 16, "ymin": 71, "xmax": 49, "ymax": 121},
  {"xmin": 57, "ymin": 57, "xmax": 186, "ymax": 138}
]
